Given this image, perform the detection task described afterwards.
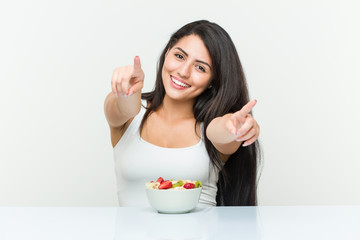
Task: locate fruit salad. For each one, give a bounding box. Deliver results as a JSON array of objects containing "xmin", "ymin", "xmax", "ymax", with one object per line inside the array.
[{"xmin": 145, "ymin": 177, "xmax": 202, "ymax": 190}]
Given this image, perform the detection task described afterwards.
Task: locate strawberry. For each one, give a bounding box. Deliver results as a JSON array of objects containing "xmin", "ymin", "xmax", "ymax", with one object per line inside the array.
[
  {"xmin": 184, "ymin": 183, "xmax": 195, "ymax": 189},
  {"xmin": 156, "ymin": 177, "xmax": 164, "ymax": 184},
  {"xmin": 158, "ymin": 180, "xmax": 172, "ymax": 189}
]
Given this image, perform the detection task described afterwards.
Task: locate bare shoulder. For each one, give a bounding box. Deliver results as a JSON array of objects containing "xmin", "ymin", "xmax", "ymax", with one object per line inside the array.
[{"xmin": 109, "ymin": 117, "xmax": 135, "ymax": 148}]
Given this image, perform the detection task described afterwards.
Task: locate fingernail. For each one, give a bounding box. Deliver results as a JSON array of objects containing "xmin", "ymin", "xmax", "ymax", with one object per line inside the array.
[
  {"xmin": 242, "ymin": 142, "xmax": 249, "ymax": 147},
  {"xmin": 231, "ymin": 129, "xmax": 236, "ymax": 135},
  {"xmin": 236, "ymin": 139, "xmax": 242, "ymax": 142},
  {"xmin": 114, "ymin": 93, "xmax": 118, "ymax": 98},
  {"xmin": 122, "ymin": 94, "xmax": 128, "ymax": 98},
  {"xmin": 128, "ymin": 91, "xmax": 133, "ymax": 96}
]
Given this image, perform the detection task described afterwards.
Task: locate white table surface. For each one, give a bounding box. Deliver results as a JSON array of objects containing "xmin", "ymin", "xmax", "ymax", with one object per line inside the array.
[{"xmin": 0, "ymin": 206, "xmax": 359, "ymax": 240}]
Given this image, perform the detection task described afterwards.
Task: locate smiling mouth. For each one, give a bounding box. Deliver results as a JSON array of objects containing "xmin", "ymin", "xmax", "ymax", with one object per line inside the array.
[{"xmin": 171, "ymin": 76, "xmax": 191, "ymax": 88}]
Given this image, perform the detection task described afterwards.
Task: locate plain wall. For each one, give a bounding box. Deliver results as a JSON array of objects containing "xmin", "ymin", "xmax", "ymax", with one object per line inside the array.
[{"xmin": 1, "ymin": 0, "xmax": 359, "ymax": 206}]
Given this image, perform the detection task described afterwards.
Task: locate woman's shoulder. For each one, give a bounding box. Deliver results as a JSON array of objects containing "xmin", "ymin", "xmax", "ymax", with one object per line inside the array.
[
  {"xmin": 111, "ymin": 100, "xmax": 147, "ymax": 148},
  {"xmin": 140, "ymin": 98, "xmax": 148, "ymax": 109},
  {"xmin": 110, "ymin": 117, "xmax": 134, "ymax": 147}
]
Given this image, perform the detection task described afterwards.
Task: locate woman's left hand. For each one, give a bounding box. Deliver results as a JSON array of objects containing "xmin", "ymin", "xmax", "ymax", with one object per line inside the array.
[{"xmin": 228, "ymin": 100, "xmax": 260, "ymax": 147}]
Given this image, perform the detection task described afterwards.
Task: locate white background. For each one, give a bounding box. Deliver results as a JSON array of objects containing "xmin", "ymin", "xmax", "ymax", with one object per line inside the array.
[{"xmin": 1, "ymin": 0, "xmax": 359, "ymax": 206}]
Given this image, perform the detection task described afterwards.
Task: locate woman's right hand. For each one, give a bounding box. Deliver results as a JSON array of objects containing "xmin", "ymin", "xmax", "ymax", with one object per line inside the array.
[{"xmin": 111, "ymin": 56, "xmax": 145, "ymax": 98}]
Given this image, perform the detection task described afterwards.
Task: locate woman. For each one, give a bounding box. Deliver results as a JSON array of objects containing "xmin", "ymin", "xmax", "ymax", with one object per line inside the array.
[{"xmin": 104, "ymin": 20, "xmax": 260, "ymax": 207}]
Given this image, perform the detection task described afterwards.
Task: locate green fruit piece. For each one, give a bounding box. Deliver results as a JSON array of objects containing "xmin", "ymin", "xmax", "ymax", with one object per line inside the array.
[
  {"xmin": 172, "ymin": 180, "xmax": 184, "ymax": 188},
  {"xmin": 194, "ymin": 180, "xmax": 202, "ymax": 188}
]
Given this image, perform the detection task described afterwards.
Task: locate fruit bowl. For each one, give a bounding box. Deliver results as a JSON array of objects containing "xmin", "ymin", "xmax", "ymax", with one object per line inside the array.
[{"xmin": 146, "ymin": 187, "xmax": 202, "ymax": 214}]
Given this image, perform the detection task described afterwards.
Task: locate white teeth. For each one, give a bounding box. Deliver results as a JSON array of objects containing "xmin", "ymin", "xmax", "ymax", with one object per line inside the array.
[{"xmin": 171, "ymin": 77, "xmax": 190, "ymax": 88}]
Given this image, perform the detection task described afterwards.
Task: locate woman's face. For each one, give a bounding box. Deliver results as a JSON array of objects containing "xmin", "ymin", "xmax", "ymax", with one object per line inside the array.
[{"xmin": 162, "ymin": 34, "xmax": 213, "ymax": 102}]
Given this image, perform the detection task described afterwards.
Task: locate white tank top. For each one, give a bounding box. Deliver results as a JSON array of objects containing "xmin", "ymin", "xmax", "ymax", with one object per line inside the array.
[{"xmin": 113, "ymin": 100, "xmax": 219, "ymax": 207}]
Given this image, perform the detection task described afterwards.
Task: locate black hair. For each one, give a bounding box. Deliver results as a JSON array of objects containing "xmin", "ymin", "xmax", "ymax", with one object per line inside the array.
[{"xmin": 141, "ymin": 20, "xmax": 261, "ymax": 206}]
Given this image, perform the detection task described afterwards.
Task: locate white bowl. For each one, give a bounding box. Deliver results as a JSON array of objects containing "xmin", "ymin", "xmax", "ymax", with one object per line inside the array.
[{"xmin": 146, "ymin": 187, "xmax": 202, "ymax": 214}]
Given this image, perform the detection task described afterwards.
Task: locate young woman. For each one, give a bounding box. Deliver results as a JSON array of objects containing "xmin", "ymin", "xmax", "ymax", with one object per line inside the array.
[{"xmin": 104, "ymin": 20, "xmax": 260, "ymax": 207}]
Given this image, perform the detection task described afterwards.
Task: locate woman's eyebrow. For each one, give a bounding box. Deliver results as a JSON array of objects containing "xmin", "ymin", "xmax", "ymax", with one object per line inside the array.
[{"xmin": 174, "ymin": 47, "xmax": 212, "ymax": 70}]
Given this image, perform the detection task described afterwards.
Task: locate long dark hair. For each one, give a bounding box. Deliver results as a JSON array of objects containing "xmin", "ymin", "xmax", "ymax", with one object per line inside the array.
[{"xmin": 141, "ymin": 20, "xmax": 261, "ymax": 206}]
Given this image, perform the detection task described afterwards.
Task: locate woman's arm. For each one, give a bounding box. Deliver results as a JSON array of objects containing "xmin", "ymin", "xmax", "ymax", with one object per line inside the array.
[
  {"xmin": 104, "ymin": 91, "xmax": 141, "ymax": 128},
  {"xmin": 206, "ymin": 100, "xmax": 259, "ymax": 162},
  {"xmin": 104, "ymin": 56, "xmax": 144, "ymax": 128}
]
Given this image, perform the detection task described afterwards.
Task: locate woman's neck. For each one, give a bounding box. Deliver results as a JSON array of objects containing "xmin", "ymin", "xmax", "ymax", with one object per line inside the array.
[{"xmin": 157, "ymin": 95, "xmax": 195, "ymax": 121}]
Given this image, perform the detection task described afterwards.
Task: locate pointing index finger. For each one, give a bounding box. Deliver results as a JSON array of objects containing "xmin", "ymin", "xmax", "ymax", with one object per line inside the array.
[
  {"xmin": 235, "ymin": 99, "xmax": 257, "ymax": 119},
  {"xmin": 133, "ymin": 56, "xmax": 142, "ymax": 72}
]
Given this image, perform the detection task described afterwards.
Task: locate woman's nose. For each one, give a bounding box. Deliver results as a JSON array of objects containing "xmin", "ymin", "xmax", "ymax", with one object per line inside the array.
[{"xmin": 178, "ymin": 62, "xmax": 191, "ymax": 79}]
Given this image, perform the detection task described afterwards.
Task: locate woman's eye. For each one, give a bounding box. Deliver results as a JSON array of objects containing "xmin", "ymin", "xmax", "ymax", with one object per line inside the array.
[
  {"xmin": 175, "ymin": 54, "xmax": 184, "ymax": 59},
  {"xmin": 197, "ymin": 65, "xmax": 206, "ymax": 72}
]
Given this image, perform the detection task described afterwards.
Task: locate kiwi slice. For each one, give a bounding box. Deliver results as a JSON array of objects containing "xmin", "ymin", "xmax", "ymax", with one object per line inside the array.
[
  {"xmin": 172, "ymin": 180, "xmax": 184, "ymax": 188},
  {"xmin": 194, "ymin": 180, "xmax": 202, "ymax": 188}
]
